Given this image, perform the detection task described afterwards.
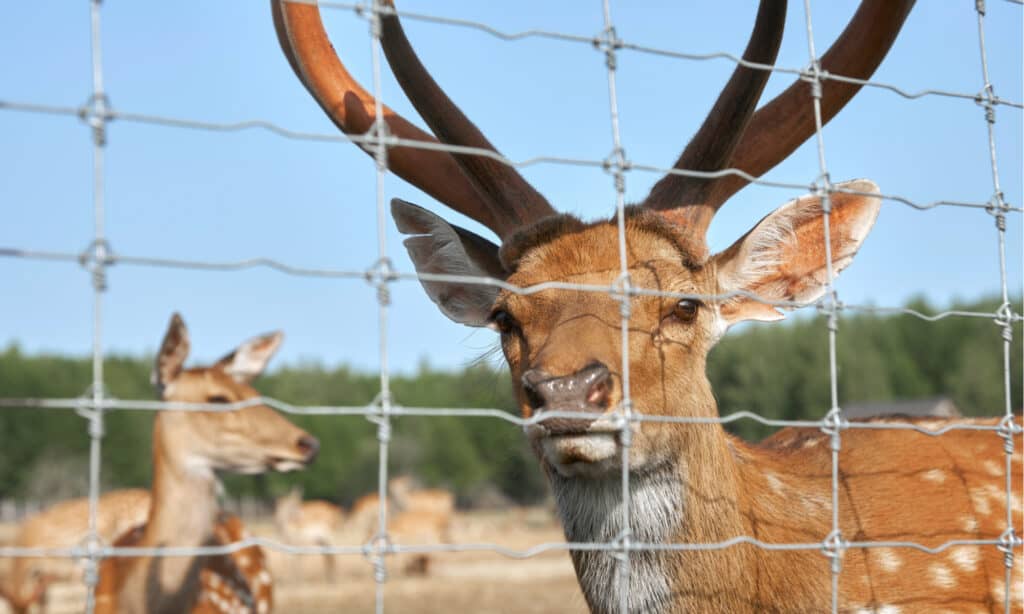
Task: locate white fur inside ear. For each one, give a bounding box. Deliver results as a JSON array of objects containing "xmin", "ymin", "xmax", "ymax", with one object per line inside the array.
[
  {"xmin": 220, "ymin": 332, "xmax": 284, "ymax": 382},
  {"xmin": 715, "ymin": 179, "xmax": 881, "ymax": 328}
]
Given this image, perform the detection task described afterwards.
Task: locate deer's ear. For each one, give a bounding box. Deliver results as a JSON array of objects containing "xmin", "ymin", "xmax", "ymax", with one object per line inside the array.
[
  {"xmin": 713, "ymin": 179, "xmax": 881, "ymax": 328},
  {"xmin": 392, "ymin": 198, "xmax": 506, "ymax": 327},
  {"xmin": 153, "ymin": 312, "xmax": 190, "ymax": 391},
  {"xmin": 216, "ymin": 331, "xmax": 284, "ymax": 383}
]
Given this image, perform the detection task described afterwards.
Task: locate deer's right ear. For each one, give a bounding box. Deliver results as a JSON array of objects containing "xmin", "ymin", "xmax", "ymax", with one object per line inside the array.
[
  {"xmin": 152, "ymin": 312, "xmax": 190, "ymax": 391},
  {"xmin": 392, "ymin": 199, "xmax": 506, "ymax": 327}
]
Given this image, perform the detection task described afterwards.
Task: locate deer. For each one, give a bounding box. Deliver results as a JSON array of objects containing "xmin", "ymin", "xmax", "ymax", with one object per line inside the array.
[
  {"xmin": 94, "ymin": 313, "xmax": 321, "ymax": 614},
  {"xmin": 347, "ymin": 477, "xmax": 454, "ymax": 576},
  {"xmin": 273, "ymin": 487, "xmax": 343, "ymax": 581},
  {"xmin": 272, "ymin": 1, "xmax": 1023, "ymax": 612},
  {"xmin": 0, "ymin": 489, "xmax": 150, "ymax": 614}
]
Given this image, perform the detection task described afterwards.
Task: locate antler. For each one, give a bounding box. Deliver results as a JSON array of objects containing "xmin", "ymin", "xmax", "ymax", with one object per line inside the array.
[
  {"xmin": 644, "ymin": 0, "xmax": 915, "ymax": 243},
  {"xmin": 644, "ymin": 0, "xmax": 787, "ymax": 218},
  {"xmin": 272, "ymin": 0, "xmax": 555, "ymax": 239}
]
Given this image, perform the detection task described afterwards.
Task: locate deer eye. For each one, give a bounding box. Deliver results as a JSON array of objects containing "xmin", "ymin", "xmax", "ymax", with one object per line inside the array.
[
  {"xmin": 206, "ymin": 395, "xmax": 231, "ymax": 404},
  {"xmin": 488, "ymin": 309, "xmax": 519, "ymax": 335},
  {"xmin": 671, "ymin": 299, "xmax": 700, "ymax": 323}
]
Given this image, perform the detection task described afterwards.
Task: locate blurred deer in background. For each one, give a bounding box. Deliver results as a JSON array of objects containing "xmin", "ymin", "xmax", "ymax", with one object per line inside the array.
[
  {"xmin": 346, "ymin": 476, "xmax": 455, "ymax": 576},
  {"xmin": 0, "ymin": 490, "xmax": 149, "ymax": 614},
  {"xmin": 94, "ymin": 314, "xmax": 320, "ymax": 614},
  {"xmin": 274, "ymin": 0, "xmax": 1022, "ymax": 611},
  {"xmin": 273, "ymin": 488, "xmax": 343, "ymax": 581}
]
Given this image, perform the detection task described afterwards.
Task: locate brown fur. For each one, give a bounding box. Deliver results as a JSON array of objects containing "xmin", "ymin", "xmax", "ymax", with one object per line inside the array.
[
  {"xmin": 94, "ymin": 316, "xmax": 314, "ymax": 613},
  {"xmin": 491, "ymin": 215, "xmax": 1022, "ymax": 613},
  {"xmin": 0, "ymin": 489, "xmax": 150, "ymax": 613}
]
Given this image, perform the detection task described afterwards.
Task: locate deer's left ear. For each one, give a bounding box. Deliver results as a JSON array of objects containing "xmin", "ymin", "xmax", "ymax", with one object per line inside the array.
[
  {"xmin": 712, "ymin": 179, "xmax": 881, "ymax": 328},
  {"xmin": 216, "ymin": 331, "xmax": 284, "ymax": 383}
]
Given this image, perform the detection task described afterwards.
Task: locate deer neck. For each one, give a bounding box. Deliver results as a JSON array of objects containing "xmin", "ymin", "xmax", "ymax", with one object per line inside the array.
[
  {"xmin": 548, "ymin": 395, "xmax": 827, "ymax": 613},
  {"xmin": 119, "ymin": 417, "xmax": 221, "ymax": 614}
]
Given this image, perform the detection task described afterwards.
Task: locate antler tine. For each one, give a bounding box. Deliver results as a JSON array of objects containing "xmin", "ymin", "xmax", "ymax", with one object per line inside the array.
[
  {"xmin": 378, "ymin": 2, "xmax": 555, "ymax": 239},
  {"xmin": 704, "ymin": 0, "xmax": 915, "ymax": 209},
  {"xmin": 643, "ymin": 0, "xmax": 787, "ymax": 224},
  {"xmin": 271, "ymin": 0, "xmax": 502, "ymax": 232}
]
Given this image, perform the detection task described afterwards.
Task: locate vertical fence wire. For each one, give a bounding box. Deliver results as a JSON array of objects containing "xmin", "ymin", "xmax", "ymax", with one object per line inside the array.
[
  {"xmin": 973, "ymin": 2, "xmax": 1021, "ymax": 612},
  {"xmin": 84, "ymin": 0, "xmax": 108, "ymax": 612},
  {"xmin": 799, "ymin": 1, "xmax": 845, "ymax": 611},
  {"xmin": 368, "ymin": 2, "xmax": 395, "ymax": 612},
  {"xmin": 0, "ymin": 2, "xmax": 1021, "ymax": 613},
  {"xmin": 597, "ymin": 1, "xmax": 634, "ymax": 612}
]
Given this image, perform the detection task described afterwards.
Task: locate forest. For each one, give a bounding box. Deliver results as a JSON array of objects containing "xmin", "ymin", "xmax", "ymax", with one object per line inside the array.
[{"xmin": 0, "ymin": 296, "xmax": 1019, "ymax": 506}]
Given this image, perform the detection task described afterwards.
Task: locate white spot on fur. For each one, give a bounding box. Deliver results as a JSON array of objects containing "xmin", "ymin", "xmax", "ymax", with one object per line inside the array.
[
  {"xmin": 921, "ymin": 469, "xmax": 946, "ymax": 483},
  {"xmin": 875, "ymin": 548, "xmax": 902, "ymax": 573},
  {"xmin": 764, "ymin": 472, "xmax": 784, "ymax": 494},
  {"xmin": 929, "ymin": 563, "xmax": 956, "ymax": 589},
  {"xmin": 970, "ymin": 488, "xmax": 993, "ymax": 516},
  {"xmin": 258, "ymin": 600, "xmax": 270, "ymax": 614},
  {"xmin": 877, "ymin": 606, "xmax": 902, "ymax": 614},
  {"xmin": 951, "ymin": 546, "xmax": 980, "ymax": 572},
  {"xmin": 960, "ymin": 516, "xmax": 979, "ymax": 533},
  {"xmin": 983, "ymin": 460, "xmax": 1003, "ymax": 476}
]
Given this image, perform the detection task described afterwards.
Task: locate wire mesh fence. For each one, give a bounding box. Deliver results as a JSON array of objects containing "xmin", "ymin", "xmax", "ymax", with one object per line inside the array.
[{"xmin": 0, "ymin": 1, "xmax": 1022, "ymax": 613}]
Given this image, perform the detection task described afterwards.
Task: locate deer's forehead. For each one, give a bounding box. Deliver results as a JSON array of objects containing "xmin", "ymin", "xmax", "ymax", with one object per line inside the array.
[
  {"xmin": 509, "ymin": 224, "xmax": 702, "ymax": 286},
  {"xmin": 166, "ymin": 368, "xmax": 255, "ymax": 401}
]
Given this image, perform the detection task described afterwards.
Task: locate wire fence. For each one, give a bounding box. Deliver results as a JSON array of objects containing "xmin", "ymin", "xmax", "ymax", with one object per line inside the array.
[{"xmin": 0, "ymin": 1, "xmax": 1022, "ymax": 613}]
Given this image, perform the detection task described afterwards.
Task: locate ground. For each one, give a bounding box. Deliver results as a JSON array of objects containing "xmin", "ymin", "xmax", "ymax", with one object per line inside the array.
[{"xmin": 0, "ymin": 508, "xmax": 588, "ymax": 614}]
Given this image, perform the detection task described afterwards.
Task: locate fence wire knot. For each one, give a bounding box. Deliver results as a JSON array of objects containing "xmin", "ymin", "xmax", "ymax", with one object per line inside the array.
[
  {"xmin": 997, "ymin": 528, "xmax": 1021, "ymax": 569},
  {"xmin": 975, "ymin": 84, "xmax": 997, "ymax": 124},
  {"xmin": 821, "ymin": 407, "xmax": 846, "ymax": 447},
  {"xmin": 993, "ymin": 302, "xmax": 1014, "ymax": 342},
  {"xmin": 800, "ymin": 61, "xmax": 825, "ymax": 99},
  {"xmin": 821, "ymin": 530, "xmax": 846, "ymax": 573},
  {"xmin": 616, "ymin": 399, "xmax": 634, "ymax": 447},
  {"xmin": 593, "ymin": 26, "xmax": 623, "ymax": 69},
  {"xmin": 78, "ymin": 239, "xmax": 114, "ymax": 291},
  {"xmin": 365, "ymin": 257, "xmax": 397, "ymax": 306},
  {"xmin": 78, "ymin": 93, "xmax": 111, "ymax": 146},
  {"xmin": 76, "ymin": 532, "xmax": 104, "ymax": 587},
  {"xmin": 363, "ymin": 532, "xmax": 393, "ymax": 583},
  {"xmin": 997, "ymin": 414, "xmax": 1022, "ymax": 455}
]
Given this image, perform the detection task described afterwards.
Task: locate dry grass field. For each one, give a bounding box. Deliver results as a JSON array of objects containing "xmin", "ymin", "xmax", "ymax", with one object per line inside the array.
[{"xmin": 0, "ymin": 507, "xmax": 588, "ymax": 614}]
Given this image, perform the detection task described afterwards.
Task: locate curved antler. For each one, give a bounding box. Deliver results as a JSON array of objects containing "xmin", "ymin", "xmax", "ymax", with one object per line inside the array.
[
  {"xmin": 272, "ymin": 0, "xmax": 496, "ymax": 230},
  {"xmin": 705, "ymin": 0, "xmax": 915, "ymax": 208},
  {"xmin": 378, "ymin": 6, "xmax": 555, "ymax": 238},
  {"xmin": 272, "ymin": 0, "xmax": 554, "ymax": 239},
  {"xmin": 643, "ymin": 0, "xmax": 787, "ymax": 218},
  {"xmin": 644, "ymin": 0, "xmax": 914, "ymax": 246}
]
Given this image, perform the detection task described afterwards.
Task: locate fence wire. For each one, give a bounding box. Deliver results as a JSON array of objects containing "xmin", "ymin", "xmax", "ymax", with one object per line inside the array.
[{"xmin": 0, "ymin": 1, "xmax": 1022, "ymax": 614}]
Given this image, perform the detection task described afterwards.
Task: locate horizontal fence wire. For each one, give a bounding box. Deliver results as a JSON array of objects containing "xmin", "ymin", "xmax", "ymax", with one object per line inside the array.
[
  {"xmin": 0, "ymin": 0, "xmax": 1022, "ymax": 613},
  {"xmin": 1, "ymin": 247, "xmax": 1022, "ymax": 322},
  {"xmin": 2, "ymin": 100, "xmax": 1021, "ymax": 214}
]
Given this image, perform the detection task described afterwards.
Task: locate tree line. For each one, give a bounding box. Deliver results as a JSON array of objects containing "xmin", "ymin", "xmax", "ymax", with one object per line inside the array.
[{"xmin": 0, "ymin": 296, "xmax": 1018, "ymax": 506}]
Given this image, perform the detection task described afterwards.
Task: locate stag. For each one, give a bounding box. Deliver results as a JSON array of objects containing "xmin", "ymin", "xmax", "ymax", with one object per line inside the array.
[{"xmin": 273, "ymin": 1, "xmax": 1022, "ymax": 612}]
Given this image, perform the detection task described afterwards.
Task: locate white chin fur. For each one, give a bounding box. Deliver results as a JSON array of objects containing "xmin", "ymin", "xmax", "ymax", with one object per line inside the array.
[
  {"xmin": 541, "ymin": 434, "xmax": 620, "ymax": 478},
  {"xmin": 271, "ymin": 459, "xmax": 306, "ymax": 473}
]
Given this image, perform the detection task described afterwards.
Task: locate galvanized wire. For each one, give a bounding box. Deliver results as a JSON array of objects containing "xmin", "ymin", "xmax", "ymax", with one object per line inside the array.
[
  {"xmin": 0, "ymin": 1, "xmax": 1021, "ymax": 613},
  {"xmin": 973, "ymin": 1, "xmax": 1023, "ymax": 611},
  {"xmin": 83, "ymin": 1, "xmax": 108, "ymax": 612},
  {"xmin": 2, "ymin": 99, "xmax": 1021, "ymax": 215}
]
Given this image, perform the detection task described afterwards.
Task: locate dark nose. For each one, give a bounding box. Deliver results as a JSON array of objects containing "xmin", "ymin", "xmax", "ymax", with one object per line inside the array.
[
  {"xmin": 296, "ymin": 434, "xmax": 320, "ymax": 464},
  {"xmin": 521, "ymin": 362, "xmax": 613, "ymax": 435}
]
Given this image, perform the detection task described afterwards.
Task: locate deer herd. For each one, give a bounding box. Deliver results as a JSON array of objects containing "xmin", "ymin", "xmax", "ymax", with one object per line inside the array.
[{"xmin": 2, "ymin": 0, "xmax": 1022, "ymax": 612}]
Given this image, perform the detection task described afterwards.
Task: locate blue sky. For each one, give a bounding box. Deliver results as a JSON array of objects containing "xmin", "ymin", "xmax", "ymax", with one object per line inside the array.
[{"xmin": 1, "ymin": 1, "xmax": 1021, "ymax": 373}]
